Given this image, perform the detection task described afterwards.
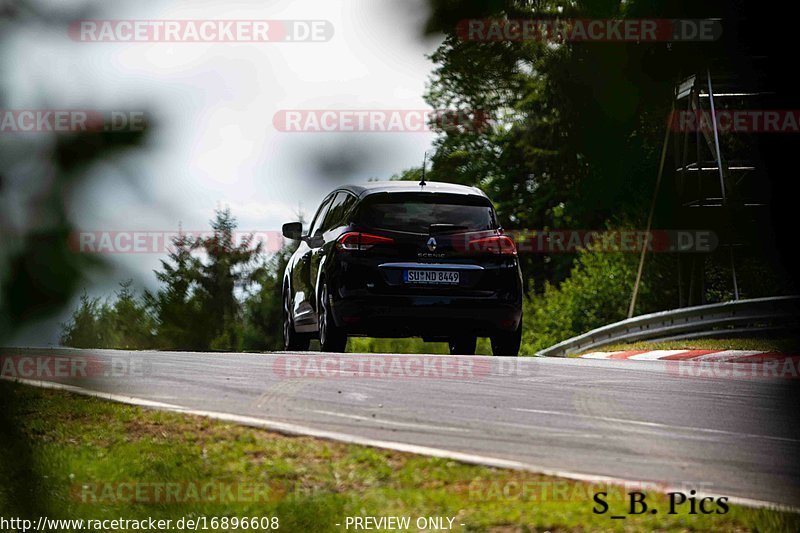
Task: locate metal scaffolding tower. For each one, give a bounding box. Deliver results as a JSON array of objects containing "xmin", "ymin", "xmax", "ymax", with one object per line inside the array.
[
  {"xmin": 629, "ymin": 61, "xmax": 778, "ymax": 315},
  {"xmin": 672, "ymin": 65, "xmax": 773, "ymax": 307}
]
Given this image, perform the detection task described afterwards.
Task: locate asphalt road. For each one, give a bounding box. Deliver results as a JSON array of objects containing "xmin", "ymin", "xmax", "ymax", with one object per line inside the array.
[{"xmin": 3, "ymin": 347, "xmax": 799, "ymax": 507}]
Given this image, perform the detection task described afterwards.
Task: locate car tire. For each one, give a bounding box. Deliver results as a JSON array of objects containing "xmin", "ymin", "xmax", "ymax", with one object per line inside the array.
[
  {"xmin": 449, "ymin": 336, "xmax": 477, "ymax": 355},
  {"xmin": 319, "ymin": 283, "xmax": 347, "ymax": 353},
  {"xmin": 491, "ymin": 322, "xmax": 522, "ymax": 357},
  {"xmin": 283, "ymin": 288, "xmax": 310, "ymax": 351}
]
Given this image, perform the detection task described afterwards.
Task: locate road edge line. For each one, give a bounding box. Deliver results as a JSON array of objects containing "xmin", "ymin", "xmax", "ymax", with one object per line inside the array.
[{"xmin": 4, "ymin": 376, "xmax": 798, "ymax": 514}]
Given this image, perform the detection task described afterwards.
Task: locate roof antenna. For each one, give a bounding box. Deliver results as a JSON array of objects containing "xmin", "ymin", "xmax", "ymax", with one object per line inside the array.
[{"xmin": 420, "ymin": 151, "xmax": 427, "ymax": 188}]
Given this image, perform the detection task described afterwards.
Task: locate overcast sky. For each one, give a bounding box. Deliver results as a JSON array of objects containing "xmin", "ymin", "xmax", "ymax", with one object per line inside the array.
[{"xmin": 3, "ymin": 0, "xmax": 443, "ymax": 345}]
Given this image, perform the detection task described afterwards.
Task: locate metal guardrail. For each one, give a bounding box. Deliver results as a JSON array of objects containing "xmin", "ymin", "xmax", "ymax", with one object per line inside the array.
[{"xmin": 536, "ymin": 296, "xmax": 800, "ymax": 358}]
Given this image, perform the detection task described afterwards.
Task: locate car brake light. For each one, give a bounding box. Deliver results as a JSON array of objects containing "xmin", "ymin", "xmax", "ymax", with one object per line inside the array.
[
  {"xmin": 467, "ymin": 235, "xmax": 517, "ymax": 255},
  {"xmin": 337, "ymin": 232, "xmax": 394, "ymax": 251}
]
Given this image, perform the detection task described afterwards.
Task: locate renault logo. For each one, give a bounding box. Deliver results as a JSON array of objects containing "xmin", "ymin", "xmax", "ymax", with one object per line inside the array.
[{"xmin": 427, "ymin": 237, "xmax": 437, "ymax": 252}]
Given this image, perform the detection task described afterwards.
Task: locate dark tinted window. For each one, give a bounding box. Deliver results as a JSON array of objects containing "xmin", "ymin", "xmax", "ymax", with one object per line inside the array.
[
  {"xmin": 321, "ymin": 192, "xmax": 356, "ymax": 231},
  {"xmin": 308, "ymin": 196, "xmax": 333, "ymax": 237},
  {"xmin": 357, "ymin": 194, "xmax": 496, "ymax": 234}
]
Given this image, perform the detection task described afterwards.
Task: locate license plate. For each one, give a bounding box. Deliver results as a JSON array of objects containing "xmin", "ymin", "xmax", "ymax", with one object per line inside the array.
[{"xmin": 404, "ymin": 270, "xmax": 459, "ymax": 285}]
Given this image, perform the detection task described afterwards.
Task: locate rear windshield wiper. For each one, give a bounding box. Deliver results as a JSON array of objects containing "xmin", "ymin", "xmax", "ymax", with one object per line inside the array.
[{"xmin": 429, "ymin": 224, "xmax": 469, "ymax": 235}]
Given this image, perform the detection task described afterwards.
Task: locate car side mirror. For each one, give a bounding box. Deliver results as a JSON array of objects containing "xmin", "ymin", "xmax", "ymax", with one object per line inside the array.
[{"xmin": 282, "ymin": 222, "xmax": 304, "ymax": 240}]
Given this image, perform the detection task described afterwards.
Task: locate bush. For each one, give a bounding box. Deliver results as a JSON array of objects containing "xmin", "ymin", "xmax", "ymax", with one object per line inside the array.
[
  {"xmin": 520, "ymin": 248, "xmax": 677, "ymax": 355},
  {"xmin": 60, "ymin": 281, "xmax": 154, "ymax": 349}
]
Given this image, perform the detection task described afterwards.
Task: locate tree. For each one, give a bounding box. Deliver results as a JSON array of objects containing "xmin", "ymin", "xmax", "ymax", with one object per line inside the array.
[
  {"xmin": 60, "ymin": 293, "xmax": 105, "ymax": 348},
  {"xmin": 109, "ymin": 280, "xmax": 154, "ymax": 349},
  {"xmin": 241, "ymin": 243, "xmax": 296, "ymax": 351},
  {"xmin": 145, "ymin": 232, "xmax": 208, "ymax": 350},
  {"xmin": 420, "ymin": 0, "xmax": 723, "ymax": 298},
  {"xmin": 60, "ymin": 282, "xmax": 155, "ymax": 349},
  {"xmin": 63, "ymin": 210, "xmax": 277, "ymax": 352},
  {"xmin": 144, "ymin": 210, "xmax": 264, "ymax": 352},
  {"xmin": 193, "ymin": 208, "xmax": 262, "ymax": 350},
  {"xmin": 241, "ymin": 212, "xmax": 303, "ymax": 351}
]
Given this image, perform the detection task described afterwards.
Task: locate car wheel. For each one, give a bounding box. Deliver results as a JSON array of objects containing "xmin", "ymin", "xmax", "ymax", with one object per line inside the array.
[
  {"xmin": 491, "ymin": 322, "xmax": 521, "ymax": 357},
  {"xmin": 283, "ymin": 288, "xmax": 310, "ymax": 351},
  {"xmin": 449, "ymin": 336, "xmax": 476, "ymax": 355},
  {"xmin": 318, "ymin": 283, "xmax": 347, "ymax": 352}
]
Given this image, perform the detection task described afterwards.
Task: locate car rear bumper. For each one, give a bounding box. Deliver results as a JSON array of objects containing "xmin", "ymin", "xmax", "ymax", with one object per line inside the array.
[{"xmin": 330, "ymin": 290, "xmax": 522, "ymax": 338}]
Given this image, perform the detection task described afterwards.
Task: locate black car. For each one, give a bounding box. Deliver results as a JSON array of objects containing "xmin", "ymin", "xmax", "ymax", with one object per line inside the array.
[{"xmin": 281, "ymin": 181, "xmax": 523, "ymax": 356}]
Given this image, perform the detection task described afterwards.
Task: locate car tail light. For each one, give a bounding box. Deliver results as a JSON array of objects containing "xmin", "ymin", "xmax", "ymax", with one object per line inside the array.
[
  {"xmin": 467, "ymin": 235, "xmax": 517, "ymax": 255},
  {"xmin": 336, "ymin": 232, "xmax": 394, "ymax": 251}
]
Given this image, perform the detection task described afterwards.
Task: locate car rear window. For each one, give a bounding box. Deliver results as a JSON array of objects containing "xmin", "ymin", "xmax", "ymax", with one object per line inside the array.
[{"xmin": 356, "ymin": 193, "xmax": 497, "ymax": 234}]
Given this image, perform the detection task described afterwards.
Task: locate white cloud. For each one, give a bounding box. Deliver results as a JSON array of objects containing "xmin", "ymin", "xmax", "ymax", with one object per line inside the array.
[{"xmin": 4, "ymin": 0, "xmax": 442, "ymax": 345}]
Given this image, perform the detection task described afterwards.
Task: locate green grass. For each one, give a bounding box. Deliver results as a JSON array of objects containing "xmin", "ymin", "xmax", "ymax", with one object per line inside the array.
[
  {"xmin": 340, "ymin": 336, "xmax": 799, "ymax": 359},
  {"xmin": 346, "ymin": 337, "xmax": 493, "ymax": 356},
  {"xmin": 575, "ymin": 338, "xmax": 800, "ymax": 357},
  {"xmin": 1, "ymin": 381, "xmax": 798, "ymax": 532}
]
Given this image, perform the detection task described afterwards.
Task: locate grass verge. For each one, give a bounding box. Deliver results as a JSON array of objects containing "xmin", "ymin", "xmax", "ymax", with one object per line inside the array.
[
  {"xmin": 1, "ymin": 381, "xmax": 798, "ymax": 532},
  {"xmin": 346, "ymin": 337, "xmax": 493, "ymax": 356}
]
